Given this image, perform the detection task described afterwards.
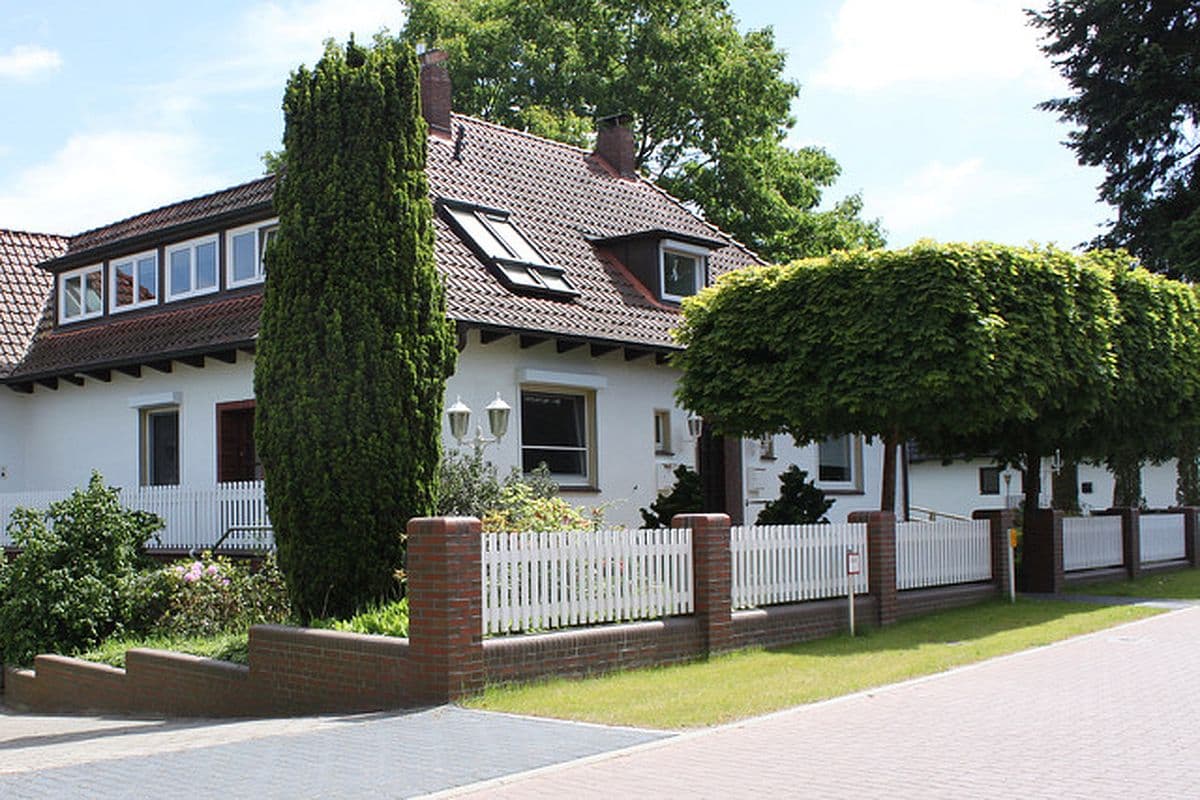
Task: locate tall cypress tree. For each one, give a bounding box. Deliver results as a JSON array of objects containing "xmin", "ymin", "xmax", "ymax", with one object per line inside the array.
[{"xmin": 255, "ymin": 37, "xmax": 456, "ymax": 621}]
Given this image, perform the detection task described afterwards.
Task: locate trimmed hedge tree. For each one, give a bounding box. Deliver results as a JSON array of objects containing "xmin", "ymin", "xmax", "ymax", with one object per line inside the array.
[{"xmin": 255, "ymin": 38, "xmax": 457, "ymax": 620}]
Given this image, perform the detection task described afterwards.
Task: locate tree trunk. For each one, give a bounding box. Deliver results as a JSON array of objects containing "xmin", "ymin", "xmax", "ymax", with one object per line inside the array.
[
  {"xmin": 1022, "ymin": 452, "xmax": 1041, "ymax": 534},
  {"xmin": 1051, "ymin": 461, "xmax": 1079, "ymax": 513},
  {"xmin": 880, "ymin": 430, "xmax": 898, "ymax": 512},
  {"xmin": 1110, "ymin": 455, "xmax": 1143, "ymax": 508},
  {"xmin": 1176, "ymin": 434, "xmax": 1200, "ymax": 506}
]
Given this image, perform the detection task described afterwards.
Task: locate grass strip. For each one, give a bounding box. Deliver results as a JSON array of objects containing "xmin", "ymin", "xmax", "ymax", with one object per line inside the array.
[
  {"xmin": 74, "ymin": 631, "xmax": 250, "ymax": 668},
  {"xmin": 1066, "ymin": 568, "xmax": 1200, "ymax": 599},
  {"xmin": 465, "ymin": 598, "xmax": 1160, "ymax": 729}
]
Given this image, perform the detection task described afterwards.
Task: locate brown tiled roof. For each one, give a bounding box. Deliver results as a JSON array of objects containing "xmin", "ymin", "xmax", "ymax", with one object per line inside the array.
[
  {"xmin": 65, "ymin": 176, "xmax": 275, "ymax": 258},
  {"xmin": 7, "ymin": 114, "xmax": 761, "ymax": 380},
  {"xmin": 0, "ymin": 230, "xmax": 67, "ymax": 376},
  {"xmin": 13, "ymin": 294, "xmax": 261, "ymax": 378}
]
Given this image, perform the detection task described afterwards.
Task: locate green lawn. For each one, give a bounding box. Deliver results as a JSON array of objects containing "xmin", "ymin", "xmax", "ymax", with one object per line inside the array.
[
  {"xmin": 1066, "ymin": 567, "xmax": 1200, "ymax": 599},
  {"xmin": 465, "ymin": 599, "xmax": 1160, "ymax": 729},
  {"xmin": 74, "ymin": 631, "xmax": 249, "ymax": 668}
]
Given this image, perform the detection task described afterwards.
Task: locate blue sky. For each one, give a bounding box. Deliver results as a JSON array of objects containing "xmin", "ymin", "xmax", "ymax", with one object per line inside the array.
[{"xmin": 0, "ymin": 0, "xmax": 1111, "ymax": 250}]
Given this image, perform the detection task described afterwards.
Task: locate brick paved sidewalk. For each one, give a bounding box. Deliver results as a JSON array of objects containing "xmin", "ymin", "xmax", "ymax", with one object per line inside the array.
[{"xmin": 440, "ymin": 606, "xmax": 1200, "ymax": 800}]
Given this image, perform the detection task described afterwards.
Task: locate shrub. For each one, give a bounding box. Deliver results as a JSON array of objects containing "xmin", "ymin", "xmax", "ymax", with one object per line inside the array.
[
  {"xmin": 332, "ymin": 597, "xmax": 409, "ymax": 637},
  {"xmin": 756, "ymin": 466, "xmax": 834, "ymax": 525},
  {"xmin": 0, "ymin": 472, "xmax": 162, "ymax": 665},
  {"xmin": 639, "ymin": 465, "xmax": 703, "ymax": 528},
  {"xmin": 154, "ymin": 553, "xmax": 290, "ymax": 637},
  {"xmin": 482, "ymin": 482, "xmax": 594, "ymax": 533},
  {"xmin": 437, "ymin": 448, "xmax": 504, "ymax": 517}
]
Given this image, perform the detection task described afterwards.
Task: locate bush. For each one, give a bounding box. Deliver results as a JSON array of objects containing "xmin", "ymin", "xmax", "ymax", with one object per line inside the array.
[
  {"xmin": 640, "ymin": 466, "xmax": 703, "ymax": 528},
  {"xmin": 482, "ymin": 482, "xmax": 594, "ymax": 533},
  {"xmin": 756, "ymin": 466, "xmax": 834, "ymax": 525},
  {"xmin": 0, "ymin": 472, "xmax": 162, "ymax": 665},
  {"xmin": 153, "ymin": 553, "xmax": 290, "ymax": 637},
  {"xmin": 331, "ymin": 597, "xmax": 409, "ymax": 637},
  {"xmin": 437, "ymin": 448, "xmax": 504, "ymax": 517}
]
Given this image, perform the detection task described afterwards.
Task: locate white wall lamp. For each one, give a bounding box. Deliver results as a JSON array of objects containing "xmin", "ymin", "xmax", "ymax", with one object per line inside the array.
[
  {"xmin": 687, "ymin": 412, "xmax": 703, "ymax": 440},
  {"xmin": 448, "ymin": 392, "xmax": 511, "ymax": 455}
]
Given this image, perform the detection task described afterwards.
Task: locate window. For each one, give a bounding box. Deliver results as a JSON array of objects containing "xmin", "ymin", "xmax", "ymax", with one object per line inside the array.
[
  {"xmin": 1081, "ymin": 481, "xmax": 1094, "ymax": 495},
  {"xmin": 167, "ymin": 234, "xmax": 219, "ymax": 300},
  {"xmin": 141, "ymin": 408, "xmax": 180, "ymax": 486},
  {"xmin": 979, "ymin": 466, "xmax": 1001, "ymax": 495},
  {"xmin": 217, "ymin": 400, "xmax": 261, "ymax": 482},
  {"xmin": 227, "ymin": 220, "xmax": 278, "ymax": 287},
  {"xmin": 110, "ymin": 250, "xmax": 158, "ymax": 312},
  {"xmin": 521, "ymin": 388, "xmax": 594, "ymax": 486},
  {"xmin": 659, "ymin": 239, "xmax": 707, "ymax": 302},
  {"xmin": 441, "ymin": 200, "xmax": 578, "ymax": 297},
  {"xmin": 654, "ymin": 409, "xmax": 672, "ymax": 454},
  {"xmin": 817, "ymin": 434, "xmax": 859, "ymax": 488},
  {"xmin": 58, "ymin": 264, "xmax": 104, "ymax": 323},
  {"xmin": 759, "ymin": 434, "xmax": 776, "ymax": 460}
]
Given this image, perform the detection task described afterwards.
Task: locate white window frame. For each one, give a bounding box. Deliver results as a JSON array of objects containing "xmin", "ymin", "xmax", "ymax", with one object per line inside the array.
[
  {"xmin": 816, "ymin": 434, "xmax": 863, "ymax": 492},
  {"xmin": 58, "ymin": 263, "xmax": 104, "ymax": 324},
  {"xmin": 659, "ymin": 239, "xmax": 708, "ymax": 302},
  {"xmin": 225, "ymin": 218, "xmax": 278, "ymax": 288},
  {"xmin": 166, "ymin": 233, "xmax": 220, "ymax": 301},
  {"xmin": 519, "ymin": 385, "xmax": 597, "ymax": 489},
  {"xmin": 109, "ymin": 249, "xmax": 159, "ymax": 314},
  {"xmin": 654, "ymin": 409, "xmax": 672, "ymax": 455}
]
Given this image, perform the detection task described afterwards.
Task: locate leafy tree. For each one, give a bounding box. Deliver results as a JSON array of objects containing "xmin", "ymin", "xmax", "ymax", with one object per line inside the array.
[
  {"xmin": 1029, "ymin": 1, "xmax": 1200, "ymax": 277},
  {"xmin": 400, "ymin": 0, "xmax": 884, "ymax": 262},
  {"xmin": 0, "ymin": 472, "xmax": 162, "ymax": 665},
  {"xmin": 755, "ymin": 466, "xmax": 834, "ymax": 525},
  {"xmin": 640, "ymin": 465, "xmax": 704, "ymax": 528},
  {"xmin": 674, "ymin": 242, "xmax": 1119, "ymax": 532},
  {"xmin": 255, "ymin": 37, "xmax": 457, "ymax": 621}
]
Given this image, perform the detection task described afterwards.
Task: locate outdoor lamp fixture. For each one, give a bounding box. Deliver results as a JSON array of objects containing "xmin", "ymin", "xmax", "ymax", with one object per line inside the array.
[
  {"xmin": 447, "ymin": 393, "xmax": 511, "ymax": 455},
  {"xmin": 1002, "ymin": 468, "xmax": 1015, "ymax": 509},
  {"xmin": 1050, "ymin": 449, "xmax": 1064, "ymax": 475},
  {"xmin": 687, "ymin": 412, "xmax": 703, "ymax": 440}
]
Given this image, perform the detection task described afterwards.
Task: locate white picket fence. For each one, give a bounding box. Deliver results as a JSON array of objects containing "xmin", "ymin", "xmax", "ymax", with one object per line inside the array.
[
  {"xmin": 1140, "ymin": 513, "xmax": 1187, "ymax": 563},
  {"xmin": 895, "ymin": 519, "xmax": 991, "ymax": 590},
  {"xmin": 730, "ymin": 523, "xmax": 868, "ymax": 609},
  {"xmin": 1063, "ymin": 515, "xmax": 1123, "ymax": 571},
  {"xmin": 481, "ymin": 528, "xmax": 693, "ymax": 635},
  {"xmin": 0, "ymin": 481, "xmax": 272, "ymax": 550}
]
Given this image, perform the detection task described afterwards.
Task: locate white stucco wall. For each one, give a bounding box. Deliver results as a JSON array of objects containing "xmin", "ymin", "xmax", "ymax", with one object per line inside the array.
[
  {"xmin": 741, "ymin": 434, "xmax": 886, "ymax": 524},
  {"xmin": 0, "ymin": 389, "xmax": 29, "ymax": 491},
  {"xmin": 908, "ymin": 457, "xmax": 1182, "ymax": 519}
]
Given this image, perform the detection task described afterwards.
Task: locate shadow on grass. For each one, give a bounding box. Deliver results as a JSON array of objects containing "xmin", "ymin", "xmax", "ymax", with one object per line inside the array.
[{"xmin": 1064, "ymin": 567, "xmax": 1200, "ymax": 600}]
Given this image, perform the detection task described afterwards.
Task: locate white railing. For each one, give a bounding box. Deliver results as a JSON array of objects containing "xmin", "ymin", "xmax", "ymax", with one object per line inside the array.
[
  {"xmin": 1140, "ymin": 513, "xmax": 1187, "ymax": 563},
  {"xmin": 481, "ymin": 528, "xmax": 693, "ymax": 635},
  {"xmin": 730, "ymin": 523, "xmax": 869, "ymax": 609},
  {"xmin": 1063, "ymin": 515, "xmax": 1123, "ymax": 571},
  {"xmin": 0, "ymin": 481, "xmax": 272, "ymax": 551},
  {"xmin": 895, "ymin": 519, "xmax": 991, "ymax": 590}
]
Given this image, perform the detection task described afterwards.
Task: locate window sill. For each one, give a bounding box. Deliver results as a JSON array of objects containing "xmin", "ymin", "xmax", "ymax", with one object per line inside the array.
[
  {"xmin": 558, "ymin": 485, "xmax": 600, "ymax": 494},
  {"xmin": 820, "ymin": 487, "xmax": 865, "ymax": 496},
  {"xmin": 655, "ymin": 449, "xmax": 674, "ymax": 458}
]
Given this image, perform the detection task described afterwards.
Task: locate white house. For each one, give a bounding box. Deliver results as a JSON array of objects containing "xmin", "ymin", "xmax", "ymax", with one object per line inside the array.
[{"xmin": 0, "ymin": 55, "xmax": 884, "ymax": 547}]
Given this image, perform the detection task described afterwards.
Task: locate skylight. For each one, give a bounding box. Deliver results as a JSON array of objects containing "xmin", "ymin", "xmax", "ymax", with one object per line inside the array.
[{"xmin": 441, "ymin": 200, "xmax": 578, "ymax": 298}]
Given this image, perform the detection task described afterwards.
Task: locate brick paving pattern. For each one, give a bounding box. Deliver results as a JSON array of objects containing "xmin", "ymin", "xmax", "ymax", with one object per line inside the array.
[
  {"xmin": 0, "ymin": 706, "xmax": 666, "ymax": 799},
  {"xmin": 446, "ymin": 606, "xmax": 1200, "ymax": 799}
]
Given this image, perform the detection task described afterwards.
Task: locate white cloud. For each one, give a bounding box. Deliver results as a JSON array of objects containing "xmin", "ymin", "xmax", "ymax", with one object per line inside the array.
[
  {"xmin": 811, "ymin": 0, "xmax": 1064, "ymax": 93},
  {"xmin": 868, "ymin": 158, "xmax": 1036, "ymax": 239},
  {"xmin": 0, "ymin": 131, "xmax": 224, "ymax": 234},
  {"xmin": 0, "ymin": 44, "xmax": 62, "ymax": 80}
]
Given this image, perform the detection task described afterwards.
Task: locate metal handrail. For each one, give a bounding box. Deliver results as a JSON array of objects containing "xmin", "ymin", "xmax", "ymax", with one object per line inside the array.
[{"xmin": 907, "ymin": 505, "xmax": 973, "ymax": 522}]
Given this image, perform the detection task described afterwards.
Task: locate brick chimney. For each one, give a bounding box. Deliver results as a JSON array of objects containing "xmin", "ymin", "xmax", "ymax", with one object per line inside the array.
[
  {"xmin": 594, "ymin": 113, "xmax": 636, "ymax": 178},
  {"xmin": 419, "ymin": 50, "xmax": 452, "ymax": 136}
]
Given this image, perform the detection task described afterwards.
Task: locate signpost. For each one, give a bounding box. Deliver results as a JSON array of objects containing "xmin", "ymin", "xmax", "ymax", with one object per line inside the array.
[
  {"xmin": 846, "ymin": 548, "xmax": 862, "ymax": 636},
  {"xmin": 1007, "ymin": 528, "xmax": 1018, "ymax": 603}
]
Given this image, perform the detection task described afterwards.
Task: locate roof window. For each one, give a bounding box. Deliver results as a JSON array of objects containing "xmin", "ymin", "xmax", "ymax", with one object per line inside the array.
[{"xmin": 440, "ymin": 200, "xmax": 578, "ymax": 298}]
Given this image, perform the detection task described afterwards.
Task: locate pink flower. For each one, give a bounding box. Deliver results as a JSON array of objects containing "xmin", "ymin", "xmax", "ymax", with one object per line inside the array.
[{"xmin": 205, "ymin": 564, "xmax": 220, "ymax": 576}]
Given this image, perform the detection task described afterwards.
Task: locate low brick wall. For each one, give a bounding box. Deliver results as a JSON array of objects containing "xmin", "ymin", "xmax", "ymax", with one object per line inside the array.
[
  {"xmin": 731, "ymin": 595, "xmax": 879, "ymax": 649},
  {"xmin": 895, "ymin": 583, "xmax": 997, "ymax": 621},
  {"xmin": 1063, "ymin": 566, "xmax": 1128, "ymax": 587}
]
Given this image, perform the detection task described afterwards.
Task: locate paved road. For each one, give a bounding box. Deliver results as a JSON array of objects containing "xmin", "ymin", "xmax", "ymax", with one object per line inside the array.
[
  {"xmin": 0, "ymin": 706, "xmax": 667, "ymax": 799},
  {"xmin": 442, "ymin": 605, "xmax": 1200, "ymax": 799}
]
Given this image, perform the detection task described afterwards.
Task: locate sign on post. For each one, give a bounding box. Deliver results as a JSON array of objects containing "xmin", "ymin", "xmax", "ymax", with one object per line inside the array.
[
  {"xmin": 846, "ymin": 548, "xmax": 861, "ymax": 636},
  {"xmin": 1007, "ymin": 528, "xmax": 1018, "ymax": 603}
]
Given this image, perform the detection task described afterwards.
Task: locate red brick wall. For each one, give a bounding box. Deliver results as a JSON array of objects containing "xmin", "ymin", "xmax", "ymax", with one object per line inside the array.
[
  {"xmin": 895, "ymin": 583, "xmax": 997, "ymax": 621},
  {"xmin": 731, "ymin": 596, "xmax": 878, "ymax": 649}
]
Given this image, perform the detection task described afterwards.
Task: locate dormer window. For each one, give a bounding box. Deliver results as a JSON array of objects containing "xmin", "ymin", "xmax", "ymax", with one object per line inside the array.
[
  {"xmin": 110, "ymin": 250, "xmax": 158, "ymax": 313},
  {"xmin": 440, "ymin": 199, "xmax": 578, "ymax": 298},
  {"xmin": 167, "ymin": 234, "xmax": 219, "ymax": 300},
  {"xmin": 659, "ymin": 239, "xmax": 707, "ymax": 302},
  {"xmin": 59, "ymin": 264, "xmax": 104, "ymax": 324},
  {"xmin": 227, "ymin": 219, "xmax": 278, "ymax": 288}
]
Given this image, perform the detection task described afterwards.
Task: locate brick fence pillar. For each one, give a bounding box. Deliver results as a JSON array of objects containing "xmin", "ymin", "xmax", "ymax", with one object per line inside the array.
[
  {"xmin": 1180, "ymin": 507, "xmax": 1200, "ymax": 568},
  {"xmin": 406, "ymin": 516, "xmax": 483, "ymax": 704},
  {"xmin": 1021, "ymin": 509, "xmax": 1064, "ymax": 593},
  {"xmin": 674, "ymin": 513, "xmax": 732, "ymax": 656},
  {"xmin": 848, "ymin": 511, "xmax": 897, "ymax": 626},
  {"xmin": 1099, "ymin": 507, "xmax": 1141, "ymax": 580},
  {"xmin": 973, "ymin": 508, "xmax": 1016, "ymax": 597}
]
